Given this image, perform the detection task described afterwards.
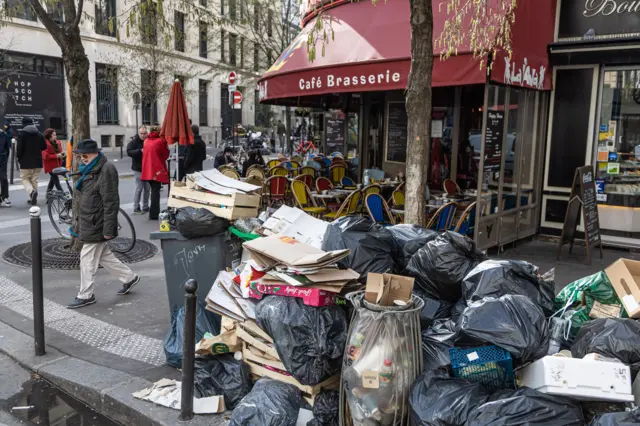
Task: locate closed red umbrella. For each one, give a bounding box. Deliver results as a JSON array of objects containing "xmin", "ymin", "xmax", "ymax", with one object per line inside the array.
[{"xmin": 161, "ymin": 79, "xmax": 194, "ymax": 183}]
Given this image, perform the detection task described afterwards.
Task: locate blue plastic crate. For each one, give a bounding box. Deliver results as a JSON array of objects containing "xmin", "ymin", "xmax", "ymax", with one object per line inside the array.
[{"xmin": 449, "ymin": 346, "xmax": 515, "ymax": 392}]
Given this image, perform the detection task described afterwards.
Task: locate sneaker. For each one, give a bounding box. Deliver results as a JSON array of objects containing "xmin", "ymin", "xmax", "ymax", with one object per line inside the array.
[
  {"xmin": 133, "ymin": 208, "xmax": 144, "ymax": 215},
  {"xmin": 142, "ymin": 207, "xmax": 150, "ymax": 213},
  {"xmin": 0, "ymin": 198, "xmax": 11, "ymax": 207},
  {"xmin": 66, "ymin": 296, "xmax": 96, "ymax": 309},
  {"xmin": 30, "ymin": 190, "xmax": 37, "ymax": 206},
  {"xmin": 117, "ymin": 275, "xmax": 140, "ymax": 295}
]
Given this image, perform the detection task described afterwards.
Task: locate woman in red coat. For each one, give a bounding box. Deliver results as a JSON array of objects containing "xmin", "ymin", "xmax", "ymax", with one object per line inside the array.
[
  {"xmin": 141, "ymin": 126, "xmax": 169, "ymax": 220},
  {"xmin": 43, "ymin": 128, "xmax": 64, "ymax": 193}
]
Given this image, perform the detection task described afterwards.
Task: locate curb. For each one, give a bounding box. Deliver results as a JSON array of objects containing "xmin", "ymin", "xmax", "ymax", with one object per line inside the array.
[{"xmin": 0, "ymin": 321, "xmax": 227, "ymax": 426}]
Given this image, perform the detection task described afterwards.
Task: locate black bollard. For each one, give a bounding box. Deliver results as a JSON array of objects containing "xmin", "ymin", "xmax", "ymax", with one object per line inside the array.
[
  {"xmin": 120, "ymin": 143, "xmax": 123, "ymax": 159},
  {"xmin": 9, "ymin": 141, "xmax": 15, "ymax": 184},
  {"xmin": 30, "ymin": 206, "xmax": 45, "ymax": 356},
  {"xmin": 180, "ymin": 279, "xmax": 198, "ymax": 421}
]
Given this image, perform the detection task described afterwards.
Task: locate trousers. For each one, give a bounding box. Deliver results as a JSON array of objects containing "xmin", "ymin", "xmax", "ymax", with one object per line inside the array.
[
  {"xmin": 134, "ymin": 171, "xmax": 150, "ymax": 210},
  {"xmin": 78, "ymin": 242, "xmax": 136, "ymax": 299},
  {"xmin": 0, "ymin": 160, "xmax": 8, "ymax": 199},
  {"xmin": 47, "ymin": 173, "xmax": 62, "ymax": 192},
  {"xmin": 149, "ymin": 181, "xmax": 162, "ymax": 220},
  {"xmin": 21, "ymin": 168, "xmax": 40, "ymax": 196}
]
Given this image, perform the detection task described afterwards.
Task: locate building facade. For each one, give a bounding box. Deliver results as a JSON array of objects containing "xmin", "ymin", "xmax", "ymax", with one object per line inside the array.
[{"xmin": 0, "ymin": 0, "xmax": 291, "ymax": 148}]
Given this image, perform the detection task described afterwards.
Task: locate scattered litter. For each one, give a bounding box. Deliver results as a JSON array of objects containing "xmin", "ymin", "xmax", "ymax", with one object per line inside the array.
[{"xmin": 133, "ymin": 379, "xmax": 224, "ymax": 414}]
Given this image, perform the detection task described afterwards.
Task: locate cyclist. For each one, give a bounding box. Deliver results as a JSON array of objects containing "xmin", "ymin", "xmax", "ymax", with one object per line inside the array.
[{"xmin": 67, "ymin": 139, "xmax": 140, "ymax": 309}]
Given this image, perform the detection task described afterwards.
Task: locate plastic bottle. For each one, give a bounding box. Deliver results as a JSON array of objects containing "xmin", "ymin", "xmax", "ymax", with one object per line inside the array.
[
  {"xmin": 379, "ymin": 359, "xmax": 393, "ymax": 386},
  {"xmin": 363, "ymin": 170, "xmax": 370, "ymax": 185}
]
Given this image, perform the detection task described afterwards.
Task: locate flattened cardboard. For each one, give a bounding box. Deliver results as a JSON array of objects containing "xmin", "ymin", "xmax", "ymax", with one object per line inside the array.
[
  {"xmin": 243, "ymin": 235, "xmax": 349, "ymax": 268},
  {"xmin": 365, "ymin": 273, "xmax": 414, "ymax": 306},
  {"xmin": 605, "ymin": 258, "xmax": 640, "ymax": 318}
]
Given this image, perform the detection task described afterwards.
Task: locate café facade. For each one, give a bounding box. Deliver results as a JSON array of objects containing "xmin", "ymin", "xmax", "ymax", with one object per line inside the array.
[{"xmin": 258, "ymin": 0, "xmax": 557, "ymax": 250}]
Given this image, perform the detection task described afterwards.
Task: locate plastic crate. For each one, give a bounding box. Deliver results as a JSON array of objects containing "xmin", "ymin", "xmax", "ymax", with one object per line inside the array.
[
  {"xmin": 449, "ymin": 346, "xmax": 515, "ymax": 392},
  {"xmin": 229, "ymin": 226, "xmax": 260, "ymax": 241}
]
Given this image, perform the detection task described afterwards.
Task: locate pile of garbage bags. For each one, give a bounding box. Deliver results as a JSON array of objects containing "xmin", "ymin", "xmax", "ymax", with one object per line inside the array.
[
  {"xmin": 229, "ymin": 379, "xmax": 308, "ymax": 426},
  {"xmin": 175, "ymin": 207, "xmax": 229, "ymax": 239},
  {"xmin": 194, "ymin": 354, "xmax": 252, "ymax": 409}
]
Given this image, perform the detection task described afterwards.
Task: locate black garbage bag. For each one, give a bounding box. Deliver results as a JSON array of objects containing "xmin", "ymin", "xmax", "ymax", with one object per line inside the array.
[
  {"xmin": 193, "ymin": 354, "xmax": 252, "ymax": 409},
  {"xmin": 230, "ymin": 379, "xmax": 305, "ymax": 426},
  {"xmin": 322, "ymin": 216, "xmax": 396, "ymax": 280},
  {"xmin": 387, "ymin": 224, "xmax": 437, "ymax": 269},
  {"xmin": 571, "ymin": 318, "xmax": 640, "ymax": 373},
  {"xmin": 467, "ymin": 387, "xmax": 585, "ymax": 426},
  {"xmin": 175, "ymin": 207, "xmax": 229, "ymax": 239},
  {"xmin": 455, "ymin": 295, "xmax": 549, "ymax": 363},
  {"xmin": 256, "ymin": 296, "xmax": 348, "ymax": 385},
  {"xmin": 306, "ymin": 390, "xmax": 339, "ymax": 426},
  {"xmin": 405, "ymin": 231, "xmax": 486, "ymax": 301},
  {"xmin": 422, "ymin": 319, "xmax": 457, "ymax": 372},
  {"xmin": 410, "ymin": 370, "xmax": 491, "ymax": 426},
  {"xmin": 589, "ymin": 409, "xmax": 640, "ymax": 426},
  {"xmin": 462, "ymin": 260, "xmax": 556, "ymax": 316},
  {"xmin": 164, "ymin": 301, "xmax": 220, "ymax": 368},
  {"xmin": 413, "ymin": 288, "xmax": 453, "ymax": 329},
  {"xmin": 450, "ymin": 299, "xmax": 467, "ymax": 323}
]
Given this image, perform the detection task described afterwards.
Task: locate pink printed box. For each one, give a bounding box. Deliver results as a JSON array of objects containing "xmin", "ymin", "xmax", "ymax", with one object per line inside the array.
[{"xmin": 247, "ymin": 281, "xmax": 342, "ymax": 307}]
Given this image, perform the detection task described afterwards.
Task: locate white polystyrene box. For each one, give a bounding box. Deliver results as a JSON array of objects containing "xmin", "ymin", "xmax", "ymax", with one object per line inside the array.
[{"xmin": 516, "ymin": 356, "xmax": 634, "ymax": 402}]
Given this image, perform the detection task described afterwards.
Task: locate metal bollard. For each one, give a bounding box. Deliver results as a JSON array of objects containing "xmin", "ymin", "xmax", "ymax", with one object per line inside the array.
[
  {"xmin": 30, "ymin": 206, "xmax": 45, "ymax": 356},
  {"xmin": 180, "ymin": 279, "xmax": 198, "ymax": 421},
  {"xmin": 120, "ymin": 144, "xmax": 123, "ymax": 159},
  {"xmin": 9, "ymin": 141, "xmax": 15, "ymax": 184}
]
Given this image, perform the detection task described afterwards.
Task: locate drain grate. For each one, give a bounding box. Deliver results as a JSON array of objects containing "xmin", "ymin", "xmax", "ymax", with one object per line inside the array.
[{"xmin": 2, "ymin": 238, "xmax": 158, "ymax": 270}]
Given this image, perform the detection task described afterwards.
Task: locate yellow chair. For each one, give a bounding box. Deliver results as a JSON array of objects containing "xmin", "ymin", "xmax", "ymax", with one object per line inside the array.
[
  {"xmin": 267, "ymin": 159, "xmax": 280, "ymax": 169},
  {"xmin": 362, "ymin": 184, "xmax": 382, "ymax": 197},
  {"xmin": 329, "ymin": 164, "xmax": 347, "ymax": 186},
  {"xmin": 220, "ymin": 168, "xmax": 240, "ymax": 179},
  {"xmin": 324, "ymin": 190, "xmax": 361, "ymax": 220},
  {"xmin": 290, "ymin": 161, "xmax": 301, "ymax": 177},
  {"xmin": 300, "ymin": 166, "xmax": 316, "ymax": 177},
  {"xmin": 247, "ymin": 167, "xmax": 265, "ymax": 179},
  {"xmin": 291, "ymin": 180, "xmax": 327, "ymax": 216},
  {"xmin": 391, "ymin": 189, "xmax": 405, "ymax": 207},
  {"xmin": 268, "ymin": 166, "xmax": 289, "ymax": 177}
]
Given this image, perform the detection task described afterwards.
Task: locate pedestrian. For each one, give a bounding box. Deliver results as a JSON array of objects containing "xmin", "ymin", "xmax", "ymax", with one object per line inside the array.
[
  {"xmin": 242, "ymin": 150, "xmax": 265, "ymax": 177},
  {"xmin": 277, "ymin": 120, "xmax": 286, "ymax": 152},
  {"xmin": 141, "ymin": 125, "xmax": 169, "ymax": 220},
  {"xmin": 42, "ymin": 128, "xmax": 64, "ymax": 193},
  {"xmin": 213, "ymin": 146, "xmax": 235, "ymax": 169},
  {"xmin": 16, "ymin": 118, "xmax": 46, "ymax": 205},
  {"xmin": 183, "ymin": 124, "xmax": 207, "ymax": 175},
  {"xmin": 67, "ymin": 139, "xmax": 140, "ymax": 309},
  {"xmin": 0, "ymin": 121, "xmax": 12, "ymax": 207},
  {"xmin": 126, "ymin": 126, "xmax": 150, "ymax": 215}
]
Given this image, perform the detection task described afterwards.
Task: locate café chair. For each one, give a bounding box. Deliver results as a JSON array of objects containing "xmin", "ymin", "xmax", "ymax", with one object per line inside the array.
[
  {"xmin": 330, "ymin": 164, "xmax": 347, "ymax": 186},
  {"xmin": 453, "ymin": 202, "xmax": 476, "ymax": 237},
  {"xmin": 267, "ymin": 159, "xmax": 280, "ymax": 169},
  {"xmin": 362, "ymin": 184, "xmax": 381, "ymax": 197},
  {"xmin": 427, "ymin": 201, "xmax": 458, "ymax": 232},
  {"xmin": 294, "ymin": 174, "xmax": 313, "ymax": 190},
  {"xmin": 220, "ymin": 168, "xmax": 240, "ymax": 179},
  {"xmin": 316, "ymin": 177, "xmax": 334, "ymax": 193},
  {"xmin": 341, "ymin": 176, "xmax": 356, "ymax": 187},
  {"xmin": 390, "ymin": 189, "xmax": 405, "ymax": 207},
  {"xmin": 246, "ymin": 166, "xmax": 265, "ymax": 179},
  {"xmin": 292, "ymin": 180, "xmax": 328, "ymax": 217},
  {"xmin": 300, "ymin": 166, "xmax": 317, "ymax": 177},
  {"xmin": 365, "ymin": 193, "xmax": 396, "ymax": 226},
  {"xmin": 443, "ymin": 178, "xmax": 461, "ymax": 196},
  {"xmin": 268, "ymin": 166, "xmax": 289, "ymax": 177},
  {"xmin": 290, "ymin": 161, "xmax": 301, "ymax": 177},
  {"xmin": 323, "ymin": 190, "xmax": 361, "ymax": 221},
  {"xmin": 265, "ymin": 176, "xmax": 288, "ymax": 207},
  {"xmin": 244, "ymin": 175, "xmax": 263, "ymax": 192}
]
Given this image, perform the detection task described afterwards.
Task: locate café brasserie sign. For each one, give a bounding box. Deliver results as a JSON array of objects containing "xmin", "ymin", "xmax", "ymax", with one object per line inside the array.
[{"xmin": 558, "ymin": 0, "xmax": 640, "ymax": 40}]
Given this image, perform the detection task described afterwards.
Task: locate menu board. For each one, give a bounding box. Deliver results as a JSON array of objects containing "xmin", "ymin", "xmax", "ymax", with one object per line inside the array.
[
  {"xmin": 386, "ymin": 102, "xmax": 408, "ymax": 163},
  {"xmin": 557, "ymin": 165, "xmax": 603, "ymax": 265},
  {"xmin": 325, "ymin": 117, "xmax": 345, "ymax": 154},
  {"xmin": 484, "ymin": 111, "xmax": 504, "ymax": 171}
]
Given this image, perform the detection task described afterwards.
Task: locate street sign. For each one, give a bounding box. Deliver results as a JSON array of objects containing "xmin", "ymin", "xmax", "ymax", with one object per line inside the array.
[
  {"xmin": 227, "ymin": 84, "xmax": 236, "ymax": 93},
  {"xmin": 233, "ymin": 91, "xmax": 243, "ymax": 105},
  {"xmin": 228, "ymin": 71, "xmax": 237, "ymax": 85}
]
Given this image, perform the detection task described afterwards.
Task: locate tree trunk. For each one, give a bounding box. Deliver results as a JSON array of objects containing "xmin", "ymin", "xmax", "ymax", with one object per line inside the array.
[{"xmin": 404, "ymin": 0, "xmax": 433, "ymax": 226}]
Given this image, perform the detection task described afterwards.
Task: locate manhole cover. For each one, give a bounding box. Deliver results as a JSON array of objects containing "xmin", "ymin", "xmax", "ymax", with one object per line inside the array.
[{"xmin": 2, "ymin": 238, "xmax": 158, "ymax": 270}]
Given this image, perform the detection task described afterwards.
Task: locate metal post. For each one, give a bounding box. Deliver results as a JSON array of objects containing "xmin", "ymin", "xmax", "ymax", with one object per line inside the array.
[
  {"xmin": 180, "ymin": 279, "xmax": 198, "ymax": 422},
  {"xmin": 30, "ymin": 206, "xmax": 45, "ymax": 356},
  {"xmin": 231, "ymin": 97, "xmax": 236, "ymax": 154},
  {"xmin": 120, "ymin": 143, "xmax": 123, "ymax": 159},
  {"xmin": 9, "ymin": 140, "xmax": 15, "ymax": 184}
]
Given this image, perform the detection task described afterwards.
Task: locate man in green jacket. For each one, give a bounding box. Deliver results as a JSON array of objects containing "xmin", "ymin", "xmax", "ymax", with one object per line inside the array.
[{"xmin": 67, "ymin": 139, "xmax": 140, "ymax": 309}]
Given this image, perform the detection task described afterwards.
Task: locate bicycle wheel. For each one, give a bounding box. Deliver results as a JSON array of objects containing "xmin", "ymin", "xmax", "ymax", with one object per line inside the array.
[
  {"xmin": 107, "ymin": 208, "xmax": 137, "ymax": 254},
  {"xmin": 47, "ymin": 195, "xmax": 73, "ymax": 239}
]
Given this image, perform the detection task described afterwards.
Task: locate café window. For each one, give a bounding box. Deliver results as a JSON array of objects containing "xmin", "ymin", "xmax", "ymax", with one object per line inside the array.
[
  {"xmin": 229, "ymin": 33, "xmax": 237, "ymax": 66},
  {"xmin": 199, "ymin": 21, "xmax": 208, "ymax": 58},
  {"xmin": 141, "ymin": 69, "xmax": 158, "ymax": 125},
  {"xmin": 596, "ymin": 68, "xmax": 640, "ymax": 211},
  {"xmin": 174, "ymin": 11, "xmax": 185, "ymax": 52},
  {"xmin": 5, "ymin": 0, "xmax": 36, "ymax": 21},
  {"xmin": 96, "ymin": 63, "xmax": 119, "ymax": 125}
]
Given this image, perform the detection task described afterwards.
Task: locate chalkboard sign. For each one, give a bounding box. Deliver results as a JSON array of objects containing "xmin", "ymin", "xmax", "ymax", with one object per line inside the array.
[
  {"xmin": 325, "ymin": 117, "xmax": 345, "ymax": 154},
  {"xmin": 386, "ymin": 101, "xmax": 408, "ymax": 163},
  {"xmin": 484, "ymin": 110, "xmax": 504, "ymax": 171},
  {"xmin": 557, "ymin": 165, "xmax": 603, "ymax": 265}
]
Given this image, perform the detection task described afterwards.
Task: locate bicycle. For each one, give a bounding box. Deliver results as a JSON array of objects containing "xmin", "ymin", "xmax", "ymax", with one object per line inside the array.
[
  {"xmin": 47, "ymin": 167, "xmax": 137, "ymax": 254},
  {"xmin": 295, "ymin": 139, "xmax": 317, "ymax": 156}
]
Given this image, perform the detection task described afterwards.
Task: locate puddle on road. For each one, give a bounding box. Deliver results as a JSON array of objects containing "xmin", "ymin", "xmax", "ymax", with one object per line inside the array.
[{"xmin": 1, "ymin": 374, "xmax": 121, "ymax": 426}]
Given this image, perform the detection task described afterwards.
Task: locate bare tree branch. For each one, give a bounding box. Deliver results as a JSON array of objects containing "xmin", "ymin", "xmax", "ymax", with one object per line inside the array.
[
  {"xmin": 27, "ymin": 0, "xmax": 63, "ymax": 41},
  {"xmin": 72, "ymin": 0, "xmax": 85, "ymax": 28}
]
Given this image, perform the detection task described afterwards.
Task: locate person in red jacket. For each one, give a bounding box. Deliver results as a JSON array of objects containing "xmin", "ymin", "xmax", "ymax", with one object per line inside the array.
[
  {"xmin": 141, "ymin": 125, "xmax": 169, "ymax": 220},
  {"xmin": 43, "ymin": 128, "xmax": 64, "ymax": 193}
]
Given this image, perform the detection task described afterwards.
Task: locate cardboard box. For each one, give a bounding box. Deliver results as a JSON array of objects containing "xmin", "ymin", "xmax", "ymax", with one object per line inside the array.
[
  {"xmin": 246, "ymin": 281, "xmax": 343, "ymax": 307},
  {"xmin": 243, "ymin": 235, "xmax": 349, "ymax": 269},
  {"xmin": 605, "ymin": 258, "xmax": 640, "ymax": 318},
  {"xmin": 365, "ymin": 273, "xmax": 414, "ymax": 306}
]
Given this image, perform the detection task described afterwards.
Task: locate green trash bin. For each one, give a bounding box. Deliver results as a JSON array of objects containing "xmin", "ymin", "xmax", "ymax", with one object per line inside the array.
[{"xmin": 150, "ymin": 230, "xmax": 242, "ymax": 315}]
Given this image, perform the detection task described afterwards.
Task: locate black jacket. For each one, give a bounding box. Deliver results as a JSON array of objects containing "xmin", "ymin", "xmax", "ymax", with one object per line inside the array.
[
  {"xmin": 16, "ymin": 125, "xmax": 46, "ymax": 169},
  {"xmin": 184, "ymin": 135, "xmax": 206, "ymax": 175},
  {"xmin": 214, "ymin": 152, "xmax": 233, "ymax": 169},
  {"xmin": 126, "ymin": 135, "xmax": 144, "ymax": 172},
  {"xmin": 0, "ymin": 130, "xmax": 11, "ymax": 162},
  {"xmin": 71, "ymin": 155, "xmax": 120, "ymax": 243}
]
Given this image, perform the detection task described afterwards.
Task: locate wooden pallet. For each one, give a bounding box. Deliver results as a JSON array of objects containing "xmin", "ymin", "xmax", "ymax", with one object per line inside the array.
[
  {"xmin": 236, "ymin": 320, "xmax": 339, "ymax": 404},
  {"xmin": 168, "ymin": 185, "xmax": 260, "ymax": 220}
]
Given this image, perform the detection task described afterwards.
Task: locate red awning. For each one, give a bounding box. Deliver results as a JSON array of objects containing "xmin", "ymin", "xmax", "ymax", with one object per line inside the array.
[{"xmin": 258, "ymin": 0, "xmax": 555, "ymax": 104}]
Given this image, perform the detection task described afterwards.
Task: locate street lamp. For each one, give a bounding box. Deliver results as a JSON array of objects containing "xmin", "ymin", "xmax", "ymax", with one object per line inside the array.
[{"xmin": 133, "ymin": 92, "xmax": 141, "ymax": 130}]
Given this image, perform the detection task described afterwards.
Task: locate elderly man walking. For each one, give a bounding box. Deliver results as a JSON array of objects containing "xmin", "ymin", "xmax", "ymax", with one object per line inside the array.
[{"xmin": 67, "ymin": 139, "xmax": 140, "ymax": 309}]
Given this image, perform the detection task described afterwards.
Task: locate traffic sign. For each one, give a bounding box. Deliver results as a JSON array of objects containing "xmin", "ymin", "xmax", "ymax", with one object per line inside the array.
[
  {"xmin": 227, "ymin": 84, "xmax": 236, "ymax": 93},
  {"xmin": 228, "ymin": 71, "xmax": 237, "ymax": 85},
  {"xmin": 233, "ymin": 91, "xmax": 243, "ymax": 105}
]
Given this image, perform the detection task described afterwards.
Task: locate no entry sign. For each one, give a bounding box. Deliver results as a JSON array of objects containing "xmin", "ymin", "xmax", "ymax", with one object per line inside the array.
[
  {"xmin": 228, "ymin": 71, "xmax": 237, "ymax": 85},
  {"xmin": 233, "ymin": 90, "xmax": 243, "ymax": 104}
]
